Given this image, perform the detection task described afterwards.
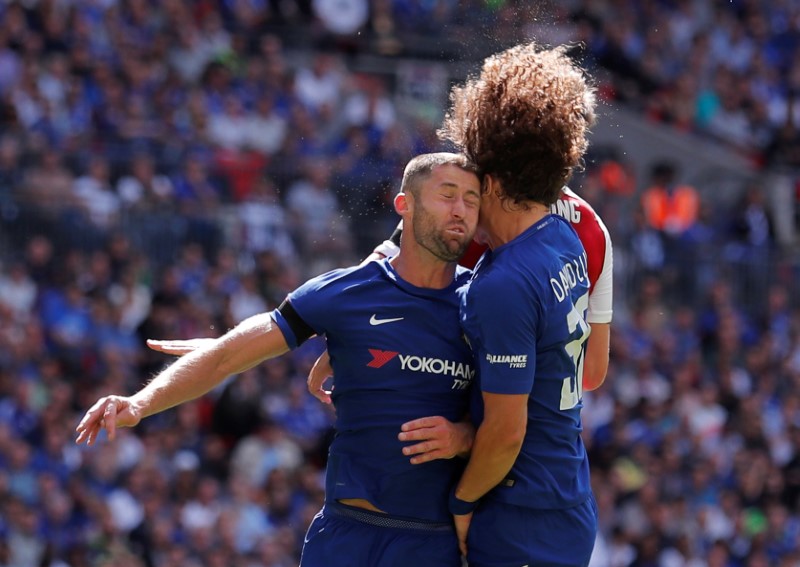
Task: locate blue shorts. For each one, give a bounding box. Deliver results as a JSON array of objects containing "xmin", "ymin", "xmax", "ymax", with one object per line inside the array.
[
  {"xmin": 300, "ymin": 501, "xmax": 462, "ymax": 567},
  {"xmin": 467, "ymin": 495, "xmax": 597, "ymax": 567}
]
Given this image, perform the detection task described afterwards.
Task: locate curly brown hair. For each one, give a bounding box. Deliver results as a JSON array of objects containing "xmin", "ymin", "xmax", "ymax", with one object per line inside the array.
[{"xmin": 438, "ymin": 42, "xmax": 596, "ymax": 207}]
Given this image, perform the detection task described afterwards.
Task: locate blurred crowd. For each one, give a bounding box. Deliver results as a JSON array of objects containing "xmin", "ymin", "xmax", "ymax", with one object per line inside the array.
[{"xmin": 0, "ymin": 1, "xmax": 800, "ymax": 566}]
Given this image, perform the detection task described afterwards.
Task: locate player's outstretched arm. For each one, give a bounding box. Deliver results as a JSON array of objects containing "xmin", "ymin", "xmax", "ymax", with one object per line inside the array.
[
  {"xmin": 76, "ymin": 312, "xmax": 289, "ymax": 445},
  {"xmin": 398, "ymin": 416, "xmax": 474, "ymax": 464}
]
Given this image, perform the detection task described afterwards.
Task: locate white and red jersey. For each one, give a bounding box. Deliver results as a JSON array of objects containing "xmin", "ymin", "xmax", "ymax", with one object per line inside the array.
[
  {"xmin": 553, "ymin": 187, "xmax": 613, "ymax": 324},
  {"xmin": 374, "ymin": 187, "xmax": 613, "ymax": 324},
  {"xmin": 452, "ymin": 187, "xmax": 613, "ymax": 324}
]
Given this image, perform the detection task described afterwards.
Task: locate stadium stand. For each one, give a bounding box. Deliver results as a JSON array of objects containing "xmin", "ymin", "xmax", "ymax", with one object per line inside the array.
[{"xmin": 0, "ymin": 1, "xmax": 799, "ymax": 565}]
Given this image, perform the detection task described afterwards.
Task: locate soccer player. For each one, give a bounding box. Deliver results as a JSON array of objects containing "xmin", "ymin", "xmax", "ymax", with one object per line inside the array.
[
  {"xmin": 438, "ymin": 41, "xmax": 599, "ymax": 566},
  {"xmin": 75, "ymin": 152, "xmax": 482, "ymax": 567}
]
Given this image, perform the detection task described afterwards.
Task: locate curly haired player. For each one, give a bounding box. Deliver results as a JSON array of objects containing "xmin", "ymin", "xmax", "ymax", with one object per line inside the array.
[{"xmin": 434, "ymin": 41, "xmax": 600, "ymax": 566}]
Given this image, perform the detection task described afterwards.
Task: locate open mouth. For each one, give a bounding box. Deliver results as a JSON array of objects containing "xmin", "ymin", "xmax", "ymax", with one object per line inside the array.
[{"xmin": 445, "ymin": 226, "xmax": 466, "ymax": 236}]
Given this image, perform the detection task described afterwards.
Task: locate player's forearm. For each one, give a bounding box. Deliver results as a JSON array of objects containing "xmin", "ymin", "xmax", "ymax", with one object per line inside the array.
[
  {"xmin": 132, "ymin": 312, "xmax": 288, "ymax": 419},
  {"xmin": 582, "ymin": 323, "xmax": 610, "ymax": 391},
  {"xmin": 453, "ymin": 419, "xmax": 523, "ymax": 502},
  {"xmin": 452, "ymin": 419, "xmax": 475, "ymax": 458},
  {"xmin": 130, "ymin": 347, "xmax": 230, "ymax": 419}
]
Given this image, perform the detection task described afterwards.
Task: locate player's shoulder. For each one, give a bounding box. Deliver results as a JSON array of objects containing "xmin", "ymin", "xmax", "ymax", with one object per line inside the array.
[
  {"xmin": 560, "ymin": 186, "xmax": 590, "ymax": 206},
  {"xmin": 556, "ymin": 187, "xmax": 600, "ymax": 221},
  {"xmin": 555, "ymin": 187, "xmax": 611, "ymax": 239},
  {"xmin": 470, "ymin": 247, "xmax": 531, "ymax": 298},
  {"xmin": 294, "ymin": 261, "xmax": 382, "ymax": 295}
]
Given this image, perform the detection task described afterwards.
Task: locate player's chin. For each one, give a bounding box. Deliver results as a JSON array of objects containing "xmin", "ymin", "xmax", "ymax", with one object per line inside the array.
[{"xmin": 444, "ymin": 239, "xmax": 469, "ymax": 259}]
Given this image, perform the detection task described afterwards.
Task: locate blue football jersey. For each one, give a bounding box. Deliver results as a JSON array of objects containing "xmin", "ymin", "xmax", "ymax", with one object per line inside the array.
[
  {"xmin": 272, "ymin": 259, "xmax": 474, "ymax": 522},
  {"xmin": 460, "ymin": 214, "xmax": 592, "ymax": 510}
]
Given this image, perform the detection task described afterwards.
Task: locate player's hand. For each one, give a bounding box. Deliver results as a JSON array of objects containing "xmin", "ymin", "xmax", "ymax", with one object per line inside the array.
[
  {"xmin": 307, "ymin": 351, "xmax": 333, "ymax": 404},
  {"xmin": 398, "ymin": 416, "xmax": 475, "ymax": 464},
  {"xmin": 75, "ymin": 395, "xmax": 143, "ymax": 446},
  {"xmin": 453, "ymin": 512, "xmax": 472, "ymax": 557},
  {"xmin": 146, "ymin": 338, "xmax": 216, "ymax": 356}
]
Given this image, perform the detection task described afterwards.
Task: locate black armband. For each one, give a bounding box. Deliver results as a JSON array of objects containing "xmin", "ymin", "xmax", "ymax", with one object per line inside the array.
[{"xmin": 277, "ymin": 299, "xmax": 315, "ymax": 346}]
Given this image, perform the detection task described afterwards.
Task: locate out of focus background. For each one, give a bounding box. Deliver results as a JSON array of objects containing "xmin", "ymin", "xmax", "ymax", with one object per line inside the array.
[{"xmin": 0, "ymin": 1, "xmax": 799, "ymax": 566}]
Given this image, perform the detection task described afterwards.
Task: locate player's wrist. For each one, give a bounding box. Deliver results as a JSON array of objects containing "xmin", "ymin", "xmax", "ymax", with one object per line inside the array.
[
  {"xmin": 449, "ymin": 487, "xmax": 478, "ymax": 515},
  {"xmin": 454, "ymin": 421, "xmax": 475, "ymax": 458}
]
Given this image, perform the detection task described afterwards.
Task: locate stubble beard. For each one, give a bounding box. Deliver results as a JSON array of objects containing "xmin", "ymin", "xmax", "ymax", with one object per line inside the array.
[{"xmin": 412, "ymin": 205, "xmax": 469, "ymax": 262}]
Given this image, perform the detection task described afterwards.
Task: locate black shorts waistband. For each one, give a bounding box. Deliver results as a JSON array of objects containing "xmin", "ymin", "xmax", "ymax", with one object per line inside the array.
[{"xmin": 326, "ymin": 501, "xmax": 454, "ymax": 532}]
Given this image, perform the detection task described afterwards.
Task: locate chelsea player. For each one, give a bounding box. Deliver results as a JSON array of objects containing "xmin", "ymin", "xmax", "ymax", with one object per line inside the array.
[
  {"xmin": 439, "ymin": 42, "xmax": 599, "ymax": 567},
  {"xmin": 75, "ymin": 152, "xmax": 481, "ymax": 567}
]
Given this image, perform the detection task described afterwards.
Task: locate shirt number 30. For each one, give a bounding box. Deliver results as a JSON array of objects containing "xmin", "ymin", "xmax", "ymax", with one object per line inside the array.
[{"xmin": 560, "ymin": 291, "xmax": 590, "ymax": 410}]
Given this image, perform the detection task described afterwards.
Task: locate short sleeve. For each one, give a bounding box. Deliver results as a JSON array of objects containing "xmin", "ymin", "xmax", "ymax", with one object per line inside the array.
[
  {"xmin": 587, "ymin": 228, "xmax": 613, "ymax": 324},
  {"xmin": 271, "ymin": 269, "xmax": 346, "ymax": 346}
]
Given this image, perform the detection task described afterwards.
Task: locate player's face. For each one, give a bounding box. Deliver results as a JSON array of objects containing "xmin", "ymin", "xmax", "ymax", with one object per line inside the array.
[{"xmin": 411, "ymin": 164, "xmax": 480, "ymax": 261}]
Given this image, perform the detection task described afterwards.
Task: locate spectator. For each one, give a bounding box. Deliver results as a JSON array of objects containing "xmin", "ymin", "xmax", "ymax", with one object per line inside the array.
[
  {"xmin": 640, "ymin": 160, "xmax": 701, "ymax": 300},
  {"xmin": 73, "ymin": 154, "xmax": 120, "ymax": 232},
  {"xmin": 0, "ymin": 261, "xmax": 36, "ymax": 321},
  {"xmin": 171, "ymin": 155, "xmax": 225, "ymax": 258},
  {"xmin": 21, "ymin": 148, "xmax": 77, "ymax": 220},
  {"xmin": 207, "ymin": 95, "xmax": 251, "ymax": 151},
  {"xmin": 0, "ymin": 135, "xmax": 23, "ymax": 221},
  {"xmin": 342, "ymin": 75, "xmax": 397, "ymax": 134},
  {"xmin": 229, "ymin": 418, "xmax": 303, "ymax": 488},
  {"xmin": 236, "ymin": 176, "xmax": 297, "ymax": 262},
  {"xmin": 641, "ymin": 161, "xmax": 700, "ymax": 238},
  {"xmin": 293, "ymin": 53, "xmax": 346, "ymax": 116},
  {"xmin": 729, "ymin": 182, "xmax": 776, "ymax": 250},
  {"xmin": 285, "ymin": 159, "xmax": 354, "ymax": 273},
  {"xmin": 228, "ymin": 272, "xmax": 267, "ymax": 323},
  {"xmin": 116, "ymin": 153, "xmax": 175, "ymax": 213},
  {"xmin": 246, "ymin": 94, "xmax": 288, "ymax": 157}
]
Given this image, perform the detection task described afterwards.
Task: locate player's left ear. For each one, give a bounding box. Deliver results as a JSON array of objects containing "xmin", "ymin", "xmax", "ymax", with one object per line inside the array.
[
  {"xmin": 394, "ymin": 192, "xmax": 411, "ymax": 215},
  {"xmin": 483, "ymin": 175, "xmax": 498, "ymax": 196}
]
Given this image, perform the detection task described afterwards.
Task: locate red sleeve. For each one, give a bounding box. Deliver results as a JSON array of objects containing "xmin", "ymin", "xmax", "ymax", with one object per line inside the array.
[{"xmin": 552, "ymin": 189, "xmax": 608, "ymax": 293}]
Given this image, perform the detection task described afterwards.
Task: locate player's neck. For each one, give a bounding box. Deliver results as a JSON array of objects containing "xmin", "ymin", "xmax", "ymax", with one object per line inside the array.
[
  {"xmin": 390, "ymin": 251, "xmax": 457, "ymax": 289},
  {"xmin": 484, "ymin": 205, "xmax": 550, "ymax": 248}
]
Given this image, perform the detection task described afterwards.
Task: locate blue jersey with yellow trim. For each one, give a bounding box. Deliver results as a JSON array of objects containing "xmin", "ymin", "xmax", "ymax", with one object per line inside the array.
[
  {"xmin": 460, "ymin": 214, "xmax": 592, "ymax": 510},
  {"xmin": 272, "ymin": 258, "xmax": 474, "ymax": 522}
]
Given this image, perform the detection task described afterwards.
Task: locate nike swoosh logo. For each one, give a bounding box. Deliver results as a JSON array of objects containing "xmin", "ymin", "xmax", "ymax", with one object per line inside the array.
[{"xmin": 369, "ymin": 315, "xmax": 404, "ymax": 326}]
